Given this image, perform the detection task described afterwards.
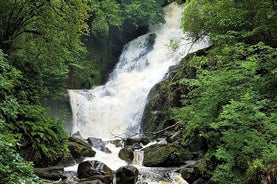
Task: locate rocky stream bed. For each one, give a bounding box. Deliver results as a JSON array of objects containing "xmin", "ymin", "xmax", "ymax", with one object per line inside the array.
[{"xmin": 34, "ymin": 132, "xmax": 214, "ymax": 184}]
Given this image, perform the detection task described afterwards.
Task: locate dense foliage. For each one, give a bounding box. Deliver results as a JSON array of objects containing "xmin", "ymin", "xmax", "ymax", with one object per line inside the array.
[
  {"xmin": 0, "ymin": 129, "xmax": 44, "ymax": 184},
  {"xmin": 0, "ymin": 0, "xmax": 166, "ymax": 182},
  {"xmin": 171, "ymin": 0, "xmax": 277, "ymax": 183},
  {"xmin": 182, "ymin": 0, "xmax": 277, "ymax": 47}
]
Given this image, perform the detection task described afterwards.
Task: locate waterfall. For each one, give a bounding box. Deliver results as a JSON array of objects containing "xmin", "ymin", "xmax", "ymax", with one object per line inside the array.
[{"xmin": 68, "ymin": 3, "xmax": 209, "ymax": 140}]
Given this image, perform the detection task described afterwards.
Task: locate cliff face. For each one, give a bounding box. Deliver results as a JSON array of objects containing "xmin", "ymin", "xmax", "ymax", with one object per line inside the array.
[{"xmin": 141, "ymin": 46, "xmax": 212, "ymax": 138}]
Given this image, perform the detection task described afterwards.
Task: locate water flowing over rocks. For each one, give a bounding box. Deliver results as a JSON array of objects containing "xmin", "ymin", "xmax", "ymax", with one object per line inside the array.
[{"xmin": 41, "ymin": 3, "xmax": 213, "ymax": 184}]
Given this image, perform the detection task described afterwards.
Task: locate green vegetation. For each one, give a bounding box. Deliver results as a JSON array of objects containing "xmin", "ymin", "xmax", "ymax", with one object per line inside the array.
[
  {"xmin": 0, "ymin": 0, "xmax": 166, "ymax": 182},
  {"xmin": 170, "ymin": 0, "xmax": 277, "ymax": 183}
]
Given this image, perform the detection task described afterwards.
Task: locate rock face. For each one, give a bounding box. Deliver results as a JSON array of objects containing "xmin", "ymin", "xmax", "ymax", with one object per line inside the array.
[
  {"xmin": 142, "ymin": 143, "xmax": 193, "ymax": 167},
  {"xmin": 141, "ymin": 47, "xmax": 212, "ymax": 139},
  {"xmin": 115, "ymin": 166, "xmax": 139, "ymax": 184}
]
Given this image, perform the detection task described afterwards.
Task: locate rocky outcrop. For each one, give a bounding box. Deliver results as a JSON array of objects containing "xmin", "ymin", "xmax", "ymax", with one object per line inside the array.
[
  {"xmin": 115, "ymin": 166, "xmax": 139, "ymax": 184},
  {"xmin": 141, "ymin": 46, "xmax": 212, "ymax": 139},
  {"xmin": 142, "ymin": 143, "xmax": 193, "ymax": 167}
]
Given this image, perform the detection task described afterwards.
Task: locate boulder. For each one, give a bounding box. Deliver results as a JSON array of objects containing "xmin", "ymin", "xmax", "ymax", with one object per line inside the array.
[
  {"xmin": 143, "ymin": 143, "xmax": 193, "ymax": 167},
  {"xmin": 115, "ymin": 166, "xmax": 139, "ymax": 184},
  {"xmin": 68, "ymin": 136, "xmax": 96, "ymax": 160},
  {"xmin": 87, "ymin": 137, "xmax": 111, "ymax": 153},
  {"xmin": 77, "ymin": 160, "xmax": 113, "ymax": 179},
  {"xmin": 118, "ymin": 148, "xmax": 134, "ymax": 164}
]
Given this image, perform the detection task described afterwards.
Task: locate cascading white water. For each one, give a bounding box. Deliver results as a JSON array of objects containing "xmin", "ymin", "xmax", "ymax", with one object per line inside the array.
[{"xmin": 68, "ymin": 3, "xmax": 209, "ymax": 140}]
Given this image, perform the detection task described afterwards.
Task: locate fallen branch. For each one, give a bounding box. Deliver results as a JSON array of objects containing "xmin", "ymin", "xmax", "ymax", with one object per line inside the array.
[
  {"xmin": 144, "ymin": 121, "xmax": 180, "ymax": 135},
  {"xmin": 111, "ymin": 121, "xmax": 181, "ymax": 140}
]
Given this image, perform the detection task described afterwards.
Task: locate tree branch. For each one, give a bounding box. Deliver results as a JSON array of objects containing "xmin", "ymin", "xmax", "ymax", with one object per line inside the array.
[{"xmin": 144, "ymin": 121, "xmax": 180, "ymax": 135}]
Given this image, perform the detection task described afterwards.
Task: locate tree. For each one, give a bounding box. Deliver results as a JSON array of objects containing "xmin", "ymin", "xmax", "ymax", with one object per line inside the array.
[
  {"xmin": 0, "ymin": 0, "xmax": 89, "ymax": 99},
  {"xmin": 172, "ymin": 42, "xmax": 277, "ymax": 183},
  {"xmin": 182, "ymin": 0, "xmax": 277, "ymax": 47}
]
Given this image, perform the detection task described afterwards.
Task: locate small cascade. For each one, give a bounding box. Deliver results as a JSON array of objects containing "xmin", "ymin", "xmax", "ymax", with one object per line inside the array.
[
  {"xmin": 132, "ymin": 150, "xmax": 144, "ymax": 166},
  {"xmin": 137, "ymin": 167, "xmax": 188, "ymax": 184}
]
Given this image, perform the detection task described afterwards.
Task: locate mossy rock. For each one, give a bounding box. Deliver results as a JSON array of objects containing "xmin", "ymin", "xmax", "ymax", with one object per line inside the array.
[
  {"xmin": 118, "ymin": 148, "xmax": 134, "ymax": 164},
  {"xmin": 67, "ymin": 137, "xmax": 96, "ymax": 159},
  {"xmin": 143, "ymin": 143, "xmax": 193, "ymax": 167}
]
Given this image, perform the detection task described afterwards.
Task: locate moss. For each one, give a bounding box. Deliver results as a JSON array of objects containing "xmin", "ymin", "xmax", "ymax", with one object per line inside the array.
[
  {"xmin": 143, "ymin": 143, "xmax": 193, "ymax": 167},
  {"xmin": 67, "ymin": 141, "xmax": 96, "ymax": 159}
]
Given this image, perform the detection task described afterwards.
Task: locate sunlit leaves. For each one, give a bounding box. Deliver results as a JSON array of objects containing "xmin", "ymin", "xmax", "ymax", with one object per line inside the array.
[
  {"xmin": 89, "ymin": 0, "xmax": 122, "ymax": 35},
  {"xmin": 182, "ymin": 0, "xmax": 277, "ymax": 46}
]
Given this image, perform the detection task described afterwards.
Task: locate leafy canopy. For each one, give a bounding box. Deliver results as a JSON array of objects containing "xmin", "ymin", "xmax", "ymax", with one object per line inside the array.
[{"xmin": 182, "ymin": 0, "xmax": 277, "ymax": 46}]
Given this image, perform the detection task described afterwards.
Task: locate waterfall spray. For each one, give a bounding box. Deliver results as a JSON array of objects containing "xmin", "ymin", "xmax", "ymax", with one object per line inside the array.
[{"xmin": 68, "ymin": 3, "xmax": 209, "ymax": 140}]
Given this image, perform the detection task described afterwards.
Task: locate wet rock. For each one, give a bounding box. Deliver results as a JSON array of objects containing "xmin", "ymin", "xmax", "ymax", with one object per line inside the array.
[
  {"xmin": 68, "ymin": 136, "xmax": 96, "ymax": 160},
  {"xmin": 34, "ymin": 166, "xmax": 65, "ymax": 181},
  {"xmin": 124, "ymin": 138, "xmax": 150, "ymax": 147},
  {"xmin": 118, "ymin": 148, "xmax": 134, "ymax": 164},
  {"xmin": 143, "ymin": 143, "xmax": 193, "ymax": 167},
  {"xmin": 115, "ymin": 166, "xmax": 139, "ymax": 184},
  {"xmin": 56, "ymin": 171, "xmax": 79, "ymax": 184},
  {"xmin": 77, "ymin": 160, "xmax": 113, "ymax": 179},
  {"xmin": 87, "ymin": 137, "xmax": 111, "ymax": 153},
  {"xmin": 72, "ymin": 131, "xmax": 87, "ymax": 142}
]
